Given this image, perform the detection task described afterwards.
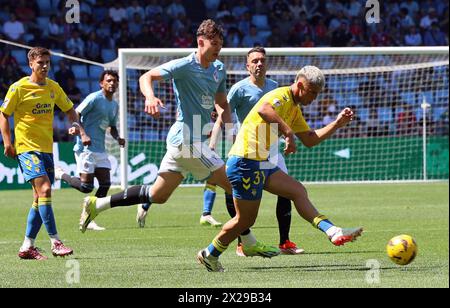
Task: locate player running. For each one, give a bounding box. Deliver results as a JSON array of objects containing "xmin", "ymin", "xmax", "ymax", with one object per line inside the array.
[
  {"xmin": 55, "ymin": 70, "xmax": 125, "ymax": 231},
  {"xmin": 204, "ymin": 46, "xmax": 304, "ymax": 255},
  {"xmin": 0, "ymin": 47, "xmax": 84, "ymax": 260},
  {"xmin": 78, "ymin": 19, "xmax": 280, "ymax": 258},
  {"xmin": 197, "ymin": 66, "xmax": 363, "ymax": 272}
]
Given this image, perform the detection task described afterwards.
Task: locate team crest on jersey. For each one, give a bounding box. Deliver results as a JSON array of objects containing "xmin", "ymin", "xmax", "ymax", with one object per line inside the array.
[
  {"xmin": 273, "ymin": 99, "xmax": 281, "ymax": 107},
  {"xmin": 213, "ymin": 69, "xmax": 219, "ymax": 83},
  {"xmin": 201, "ymin": 94, "xmax": 214, "ymax": 109}
]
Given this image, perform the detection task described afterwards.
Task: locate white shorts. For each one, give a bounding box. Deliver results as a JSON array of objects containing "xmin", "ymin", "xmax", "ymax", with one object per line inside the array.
[
  {"xmin": 75, "ymin": 151, "xmax": 111, "ymax": 174},
  {"xmin": 159, "ymin": 143, "xmax": 225, "ymax": 181}
]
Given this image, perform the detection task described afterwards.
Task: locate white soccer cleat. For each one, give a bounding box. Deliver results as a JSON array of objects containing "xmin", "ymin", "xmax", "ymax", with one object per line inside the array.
[
  {"xmin": 329, "ymin": 227, "xmax": 363, "ymax": 246},
  {"xmin": 196, "ymin": 249, "xmax": 224, "ymax": 272},
  {"xmin": 86, "ymin": 221, "xmax": 106, "ymax": 231},
  {"xmin": 54, "ymin": 167, "xmax": 65, "ymax": 181},
  {"xmin": 200, "ymin": 215, "xmax": 222, "ymax": 227},
  {"xmin": 136, "ymin": 204, "xmax": 148, "ymax": 228}
]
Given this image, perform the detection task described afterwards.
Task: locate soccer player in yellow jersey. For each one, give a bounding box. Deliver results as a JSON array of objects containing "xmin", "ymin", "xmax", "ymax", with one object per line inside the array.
[
  {"xmin": 0, "ymin": 47, "xmax": 87, "ymax": 260},
  {"xmin": 197, "ymin": 66, "xmax": 364, "ymax": 272}
]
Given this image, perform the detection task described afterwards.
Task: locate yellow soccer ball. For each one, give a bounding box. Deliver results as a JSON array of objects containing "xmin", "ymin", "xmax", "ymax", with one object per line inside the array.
[{"xmin": 386, "ymin": 234, "xmax": 418, "ymax": 265}]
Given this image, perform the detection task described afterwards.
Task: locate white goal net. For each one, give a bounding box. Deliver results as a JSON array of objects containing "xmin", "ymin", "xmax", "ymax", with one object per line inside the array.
[{"xmin": 106, "ymin": 47, "xmax": 449, "ymax": 189}]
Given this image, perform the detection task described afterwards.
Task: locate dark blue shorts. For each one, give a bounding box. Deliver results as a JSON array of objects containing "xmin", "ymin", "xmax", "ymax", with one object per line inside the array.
[
  {"xmin": 17, "ymin": 152, "xmax": 55, "ymax": 184},
  {"xmin": 226, "ymin": 156, "xmax": 279, "ymax": 201}
]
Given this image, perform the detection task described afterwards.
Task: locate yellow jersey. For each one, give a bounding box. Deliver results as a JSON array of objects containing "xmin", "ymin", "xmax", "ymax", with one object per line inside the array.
[
  {"xmin": 0, "ymin": 77, "xmax": 73, "ymax": 154},
  {"xmin": 229, "ymin": 86, "xmax": 310, "ymax": 161}
]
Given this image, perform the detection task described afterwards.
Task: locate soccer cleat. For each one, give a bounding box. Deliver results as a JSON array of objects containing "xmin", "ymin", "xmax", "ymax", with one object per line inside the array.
[
  {"xmin": 200, "ymin": 215, "xmax": 222, "ymax": 227},
  {"xmin": 86, "ymin": 221, "xmax": 106, "ymax": 231},
  {"xmin": 241, "ymin": 241, "xmax": 281, "ymax": 258},
  {"xmin": 54, "ymin": 167, "xmax": 65, "ymax": 181},
  {"xmin": 329, "ymin": 227, "xmax": 364, "ymax": 246},
  {"xmin": 136, "ymin": 204, "xmax": 148, "ymax": 228},
  {"xmin": 18, "ymin": 247, "xmax": 48, "ymax": 260},
  {"xmin": 80, "ymin": 196, "xmax": 98, "ymax": 233},
  {"xmin": 236, "ymin": 243, "xmax": 246, "ymax": 257},
  {"xmin": 51, "ymin": 241, "xmax": 73, "ymax": 257},
  {"xmin": 279, "ymin": 240, "xmax": 305, "ymax": 255},
  {"xmin": 196, "ymin": 249, "xmax": 224, "ymax": 272}
]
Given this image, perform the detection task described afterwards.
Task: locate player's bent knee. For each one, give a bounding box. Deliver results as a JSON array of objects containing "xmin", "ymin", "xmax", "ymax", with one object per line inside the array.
[
  {"xmin": 80, "ymin": 183, "xmax": 95, "ymax": 193},
  {"xmin": 37, "ymin": 185, "xmax": 52, "ymax": 197}
]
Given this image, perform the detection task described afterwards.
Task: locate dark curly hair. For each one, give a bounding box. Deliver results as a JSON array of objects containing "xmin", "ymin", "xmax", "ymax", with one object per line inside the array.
[
  {"xmin": 196, "ymin": 19, "xmax": 224, "ymax": 40},
  {"xmin": 99, "ymin": 70, "xmax": 119, "ymax": 82}
]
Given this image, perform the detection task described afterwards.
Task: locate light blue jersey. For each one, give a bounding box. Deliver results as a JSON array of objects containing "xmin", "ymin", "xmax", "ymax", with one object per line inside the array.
[
  {"xmin": 227, "ymin": 77, "xmax": 278, "ymax": 123},
  {"xmin": 157, "ymin": 52, "xmax": 227, "ymax": 145},
  {"xmin": 74, "ymin": 90, "xmax": 119, "ymax": 153}
]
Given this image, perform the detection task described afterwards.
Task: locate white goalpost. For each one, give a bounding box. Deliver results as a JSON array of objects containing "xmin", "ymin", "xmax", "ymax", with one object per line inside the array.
[{"xmin": 107, "ymin": 47, "xmax": 449, "ymax": 190}]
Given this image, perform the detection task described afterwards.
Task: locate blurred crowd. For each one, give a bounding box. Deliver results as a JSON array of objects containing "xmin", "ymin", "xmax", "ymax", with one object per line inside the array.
[{"xmin": 0, "ymin": 0, "xmax": 448, "ymax": 60}]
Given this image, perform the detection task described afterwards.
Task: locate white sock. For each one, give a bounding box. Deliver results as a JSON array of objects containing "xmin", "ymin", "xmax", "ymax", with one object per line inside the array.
[
  {"xmin": 20, "ymin": 237, "xmax": 35, "ymax": 251},
  {"xmin": 240, "ymin": 231, "xmax": 257, "ymax": 247},
  {"xmin": 49, "ymin": 234, "xmax": 60, "ymax": 246},
  {"xmin": 326, "ymin": 226, "xmax": 339, "ymax": 238},
  {"xmin": 96, "ymin": 196, "xmax": 111, "ymax": 213}
]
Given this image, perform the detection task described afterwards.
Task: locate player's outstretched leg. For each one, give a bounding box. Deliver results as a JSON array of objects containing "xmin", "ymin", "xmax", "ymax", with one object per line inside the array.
[
  {"xmin": 265, "ymin": 171, "xmax": 363, "ymax": 246},
  {"xmin": 56, "ymin": 167, "xmax": 106, "ymax": 231},
  {"xmin": 81, "ymin": 173, "xmax": 183, "ymax": 232},
  {"xmin": 55, "ymin": 167, "xmax": 94, "ymax": 194}
]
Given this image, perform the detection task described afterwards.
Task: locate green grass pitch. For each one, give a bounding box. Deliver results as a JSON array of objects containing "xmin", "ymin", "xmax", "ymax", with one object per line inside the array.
[{"xmin": 0, "ymin": 182, "xmax": 448, "ymax": 288}]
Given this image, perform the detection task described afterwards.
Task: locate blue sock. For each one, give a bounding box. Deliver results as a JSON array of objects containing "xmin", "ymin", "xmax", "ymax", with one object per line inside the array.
[
  {"xmin": 207, "ymin": 238, "xmax": 228, "ymax": 258},
  {"xmin": 25, "ymin": 204, "xmax": 42, "ymax": 239},
  {"xmin": 142, "ymin": 203, "xmax": 152, "ymax": 211},
  {"xmin": 142, "ymin": 190, "xmax": 153, "ymax": 211},
  {"xmin": 203, "ymin": 184, "xmax": 217, "ymax": 216},
  {"xmin": 38, "ymin": 198, "xmax": 58, "ymax": 236},
  {"xmin": 318, "ymin": 219, "xmax": 334, "ymax": 233}
]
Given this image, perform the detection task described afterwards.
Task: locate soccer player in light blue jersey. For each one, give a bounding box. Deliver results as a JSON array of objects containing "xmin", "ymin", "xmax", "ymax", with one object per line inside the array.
[
  {"xmin": 56, "ymin": 70, "xmax": 125, "ymax": 231},
  {"xmin": 78, "ymin": 20, "xmax": 279, "ymax": 258},
  {"xmin": 205, "ymin": 47, "xmax": 304, "ymax": 256}
]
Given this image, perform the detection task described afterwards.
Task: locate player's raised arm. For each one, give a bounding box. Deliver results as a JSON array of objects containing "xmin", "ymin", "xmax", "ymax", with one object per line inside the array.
[
  {"xmin": 0, "ymin": 111, "xmax": 15, "ymax": 158},
  {"xmin": 139, "ymin": 69, "xmax": 165, "ymax": 119},
  {"xmin": 296, "ymin": 107, "xmax": 355, "ymax": 148}
]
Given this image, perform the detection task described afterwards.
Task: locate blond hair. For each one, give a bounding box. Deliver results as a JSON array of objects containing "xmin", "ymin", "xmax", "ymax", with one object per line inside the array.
[{"xmin": 295, "ymin": 66, "xmax": 325, "ymax": 89}]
